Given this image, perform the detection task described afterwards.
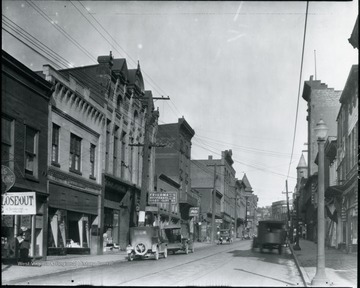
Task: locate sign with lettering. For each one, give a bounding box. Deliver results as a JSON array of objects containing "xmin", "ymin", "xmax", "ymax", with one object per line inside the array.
[
  {"xmin": 2, "ymin": 192, "xmax": 36, "ymax": 215},
  {"xmin": 189, "ymin": 207, "xmax": 200, "ymax": 217},
  {"xmin": 215, "ymin": 219, "xmax": 223, "ymax": 223},
  {"xmin": 1, "ymin": 165, "xmax": 15, "ymax": 192},
  {"xmin": 148, "ymin": 192, "xmax": 177, "ymax": 204}
]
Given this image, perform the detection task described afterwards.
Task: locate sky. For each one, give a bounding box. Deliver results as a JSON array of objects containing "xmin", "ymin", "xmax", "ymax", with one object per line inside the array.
[{"xmin": 2, "ymin": 1, "xmax": 358, "ymax": 207}]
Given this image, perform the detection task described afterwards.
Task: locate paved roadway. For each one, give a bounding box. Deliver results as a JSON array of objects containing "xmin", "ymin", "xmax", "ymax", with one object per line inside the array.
[{"xmin": 10, "ymin": 240, "xmax": 304, "ymax": 286}]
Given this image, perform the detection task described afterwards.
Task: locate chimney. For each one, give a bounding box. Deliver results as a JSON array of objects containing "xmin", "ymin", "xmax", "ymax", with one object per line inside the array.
[
  {"xmin": 208, "ymin": 155, "xmax": 213, "ymax": 160},
  {"xmin": 310, "ymin": 75, "xmax": 313, "ymax": 81}
]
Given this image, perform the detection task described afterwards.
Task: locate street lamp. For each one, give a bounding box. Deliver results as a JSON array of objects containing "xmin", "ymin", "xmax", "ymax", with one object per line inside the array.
[{"xmin": 311, "ymin": 119, "xmax": 329, "ymax": 286}]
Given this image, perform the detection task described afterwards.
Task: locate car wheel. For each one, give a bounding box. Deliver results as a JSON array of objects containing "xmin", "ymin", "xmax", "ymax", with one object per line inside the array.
[
  {"xmin": 185, "ymin": 243, "xmax": 189, "ymax": 254},
  {"xmin": 128, "ymin": 253, "xmax": 134, "ymax": 261},
  {"xmin": 154, "ymin": 247, "xmax": 159, "ymax": 260},
  {"xmin": 163, "ymin": 248, "xmax": 168, "ymax": 258},
  {"xmin": 172, "ymin": 250, "xmax": 176, "ymax": 255},
  {"xmin": 278, "ymin": 245, "xmax": 282, "ymax": 255},
  {"xmin": 191, "ymin": 246, "xmax": 195, "ymax": 253}
]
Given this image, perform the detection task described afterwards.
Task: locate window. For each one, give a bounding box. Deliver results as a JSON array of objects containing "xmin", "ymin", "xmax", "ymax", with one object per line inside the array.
[
  {"xmin": 113, "ymin": 126, "xmax": 119, "ymax": 176},
  {"xmin": 105, "ymin": 120, "xmax": 111, "ymax": 172},
  {"xmin": 69, "ymin": 134, "xmax": 81, "ymax": 173},
  {"xmin": 90, "ymin": 144, "xmax": 96, "ymax": 179},
  {"xmin": 25, "ymin": 126, "xmax": 39, "ymax": 177},
  {"xmin": 52, "ymin": 124, "xmax": 60, "ymax": 165},
  {"xmin": 2, "ymin": 117, "xmax": 13, "ymax": 167},
  {"xmin": 120, "ymin": 131, "xmax": 126, "ymax": 178}
]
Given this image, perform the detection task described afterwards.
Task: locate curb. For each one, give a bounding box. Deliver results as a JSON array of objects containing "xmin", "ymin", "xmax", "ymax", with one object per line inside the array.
[{"xmin": 289, "ymin": 244, "xmax": 311, "ymax": 287}]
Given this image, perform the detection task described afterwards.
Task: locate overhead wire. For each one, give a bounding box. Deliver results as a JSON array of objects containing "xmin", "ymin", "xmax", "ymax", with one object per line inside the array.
[{"xmin": 286, "ymin": 1, "xmax": 309, "ymax": 179}]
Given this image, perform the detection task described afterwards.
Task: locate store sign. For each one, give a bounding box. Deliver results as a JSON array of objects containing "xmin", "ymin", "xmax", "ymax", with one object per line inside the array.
[
  {"xmin": 1, "ymin": 165, "xmax": 15, "ymax": 192},
  {"xmin": 148, "ymin": 191, "xmax": 177, "ymax": 204},
  {"xmin": 2, "ymin": 192, "xmax": 36, "ymax": 215},
  {"xmin": 215, "ymin": 219, "xmax": 223, "ymax": 223},
  {"xmin": 189, "ymin": 207, "xmax": 199, "ymax": 217}
]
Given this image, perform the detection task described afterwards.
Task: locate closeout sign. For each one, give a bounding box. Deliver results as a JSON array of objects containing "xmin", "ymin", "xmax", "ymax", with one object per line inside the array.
[{"xmin": 2, "ymin": 192, "xmax": 36, "ymax": 215}]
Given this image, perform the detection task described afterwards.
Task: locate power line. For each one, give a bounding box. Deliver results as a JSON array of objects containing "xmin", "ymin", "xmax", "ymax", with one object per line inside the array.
[
  {"xmin": 286, "ymin": 1, "xmax": 309, "ymax": 179},
  {"xmin": 26, "ymin": 0, "xmax": 97, "ymax": 64}
]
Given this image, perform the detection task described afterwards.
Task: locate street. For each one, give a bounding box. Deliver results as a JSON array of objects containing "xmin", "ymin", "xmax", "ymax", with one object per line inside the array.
[{"xmin": 10, "ymin": 240, "xmax": 303, "ymax": 286}]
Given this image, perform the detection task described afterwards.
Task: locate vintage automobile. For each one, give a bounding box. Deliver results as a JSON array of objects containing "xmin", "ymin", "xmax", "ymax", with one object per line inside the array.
[
  {"xmin": 126, "ymin": 226, "xmax": 168, "ymax": 261},
  {"xmin": 252, "ymin": 220, "xmax": 286, "ymax": 255},
  {"xmin": 163, "ymin": 223, "xmax": 194, "ymax": 254},
  {"xmin": 217, "ymin": 229, "xmax": 233, "ymax": 245}
]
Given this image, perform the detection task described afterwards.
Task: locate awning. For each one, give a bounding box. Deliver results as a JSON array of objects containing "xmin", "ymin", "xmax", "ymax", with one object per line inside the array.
[{"xmin": 325, "ymin": 185, "xmax": 344, "ymax": 199}]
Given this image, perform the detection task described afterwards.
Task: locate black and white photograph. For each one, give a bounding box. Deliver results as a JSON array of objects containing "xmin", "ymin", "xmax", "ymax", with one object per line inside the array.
[{"xmin": 1, "ymin": 0, "xmax": 358, "ymax": 286}]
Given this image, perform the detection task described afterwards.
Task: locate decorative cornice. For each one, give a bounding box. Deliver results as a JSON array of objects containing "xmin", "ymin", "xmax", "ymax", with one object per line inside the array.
[{"xmin": 52, "ymin": 106, "xmax": 101, "ymax": 137}]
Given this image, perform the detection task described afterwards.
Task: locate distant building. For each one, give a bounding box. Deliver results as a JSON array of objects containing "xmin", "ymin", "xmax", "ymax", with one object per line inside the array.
[
  {"xmin": 191, "ymin": 151, "xmax": 239, "ymax": 240},
  {"xmin": 155, "ymin": 118, "xmax": 197, "ymax": 223},
  {"xmin": 271, "ymin": 200, "xmax": 288, "ymax": 222}
]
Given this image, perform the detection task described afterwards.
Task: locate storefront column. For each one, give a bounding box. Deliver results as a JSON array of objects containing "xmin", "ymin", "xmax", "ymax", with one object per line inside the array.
[{"xmin": 30, "ymin": 215, "xmax": 36, "ymax": 259}]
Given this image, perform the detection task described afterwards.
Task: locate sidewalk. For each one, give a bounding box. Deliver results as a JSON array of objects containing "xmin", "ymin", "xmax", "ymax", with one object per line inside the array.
[
  {"xmin": 290, "ymin": 239, "xmax": 358, "ymax": 287},
  {"xmin": 2, "ymin": 238, "xmax": 228, "ymax": 284}
]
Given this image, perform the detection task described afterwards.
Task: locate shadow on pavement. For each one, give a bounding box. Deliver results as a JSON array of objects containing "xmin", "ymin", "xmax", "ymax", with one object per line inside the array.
[{"xmin": 227, "ymin": 248, "xmax": 294, "ymax": 265}]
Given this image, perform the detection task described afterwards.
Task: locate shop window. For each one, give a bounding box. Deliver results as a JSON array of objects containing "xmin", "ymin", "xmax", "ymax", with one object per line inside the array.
[
  {"xmin": 1, "ymin": 215, "xmax": 15, "ymax": 259},
  {"xmin": 90, "ymin": 144, "xmax": 96, "ymax": 179},
  {"xmin": 51, "ymin": 123, "xmax": 60, "ymax": 166},
  {"xmin": 25, "ymin": 126, "xmax": 39, "ymax": 177},
  {"xmin": 69, "ymin": 133, "xmax": 81, "ymax": 173},
  {"xmin": 48, "ymin": 209, "xmax": 67, "ymax": 249}
]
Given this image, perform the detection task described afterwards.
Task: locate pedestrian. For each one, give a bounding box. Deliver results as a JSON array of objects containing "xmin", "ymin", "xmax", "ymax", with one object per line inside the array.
[{"xmin": 17, "ymin": 226, "xmax": 31, "ymax": 265}]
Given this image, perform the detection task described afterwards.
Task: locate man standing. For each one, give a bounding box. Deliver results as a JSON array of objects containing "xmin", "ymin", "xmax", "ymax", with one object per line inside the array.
[{"xmin": 17, "ymin": 227, "xmax": 31, "ymax": 265}]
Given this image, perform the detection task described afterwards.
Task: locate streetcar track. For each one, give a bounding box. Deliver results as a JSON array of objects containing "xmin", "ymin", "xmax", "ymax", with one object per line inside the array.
[{"xmin": 115, "ymin": 242, "xmax": 244, "ymax": 285}]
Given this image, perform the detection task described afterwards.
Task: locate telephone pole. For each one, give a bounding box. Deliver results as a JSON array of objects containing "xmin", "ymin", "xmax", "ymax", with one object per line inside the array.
[
  {"xmin": 130, "ymin": 93, "xmax": 169, "ymax": 226},
  {"xmin": 207, "ymin": 162, "xmax": 225, "ymax": 243},
  {"xmin": 282, "ymin": 180, "xmax": 292, "ymax": 238}
]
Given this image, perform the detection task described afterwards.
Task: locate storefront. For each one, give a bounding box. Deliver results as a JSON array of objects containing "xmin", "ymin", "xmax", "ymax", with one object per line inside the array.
[
  {"xmin": 47, "ymin": 182, "xmax": 100, "ymax": 255},
  {"xmin": 2, "ymin": 191, "xmax": 47, "ymax": 261}
]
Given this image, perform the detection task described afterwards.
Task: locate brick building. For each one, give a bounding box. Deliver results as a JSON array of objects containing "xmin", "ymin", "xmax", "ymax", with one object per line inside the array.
[
  {"xmin": 155, "ymin": 117, "xmax": 198, "ymax": 229},
  {"xmin": 40, "ymin": 53, "xmax": 158, "ymax": 255},
  {"xmin": 2, "ymin": 50, "xmax": 52, "ymax": 261},
  {"xmin": 300, "ymin": 76, "xmax": 342, "ymax": 242}
]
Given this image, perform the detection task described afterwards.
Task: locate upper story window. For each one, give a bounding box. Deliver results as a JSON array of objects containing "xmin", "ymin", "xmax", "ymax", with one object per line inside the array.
[
  {"xmin": 52, "ymin": 123, "xmax": 60, "ymax": 166},
  {"xmin": 113, "ymin": 126, "xmax": 119, "ymax": 176},
  {"xmin": 2, "ymin": 116, "xmax": 14, "ymax": 168},
  {"xmin": 90, "ymin": 143, "xmax": 96, "ymax": 179},
  {"xmin": 69, "ymin": 133, "xmax": 81, "ymax": 173},
  {"xmin": 25, "ymin": 126, "xmax": 39, "ymax": 177}
]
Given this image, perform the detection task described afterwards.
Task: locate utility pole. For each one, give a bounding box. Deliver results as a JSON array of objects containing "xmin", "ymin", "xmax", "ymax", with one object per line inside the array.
[
  {"xmin": 282, "ymin": 180, "xmax": 292, "ymax": 240},
  {"xmin": 207, "ymin": 162, "xmax": 225, "ymax": 243},
  {"xmin": 130, "ymin": 94, "xmax": 169, "ymax": 226}
]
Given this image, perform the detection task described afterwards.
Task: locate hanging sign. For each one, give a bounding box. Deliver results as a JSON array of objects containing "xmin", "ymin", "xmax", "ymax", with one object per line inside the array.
[
  {"xmin": 189, "ymin": 207, "xmax": 199, "ymax": 217},
  {"xmin": 2, "ymin": 192, "xmax": 36, "ymax": 215},
  {"xmin": 1, "ymin": 165, "xmax": 15, "ymax": 192},
  {"xmin": 148, "ymin": 191, "xmax": 177, "ymax": 204}
]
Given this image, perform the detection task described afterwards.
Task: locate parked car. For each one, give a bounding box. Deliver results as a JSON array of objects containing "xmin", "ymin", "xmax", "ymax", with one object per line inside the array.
[
  {"xmin": 126, "ymin": 226, "xmax": 168, "ymax": 261},
  {"xmin": 252, "ymin": 220, "xmax": 286, "ymax": 254},
  {"xmin": 163, "ymin": 223, "xmax": 194, "ymax": 254},
  {"xmin": 217, "ymin": 229, "xmax": 233, "ymax": 245}
]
